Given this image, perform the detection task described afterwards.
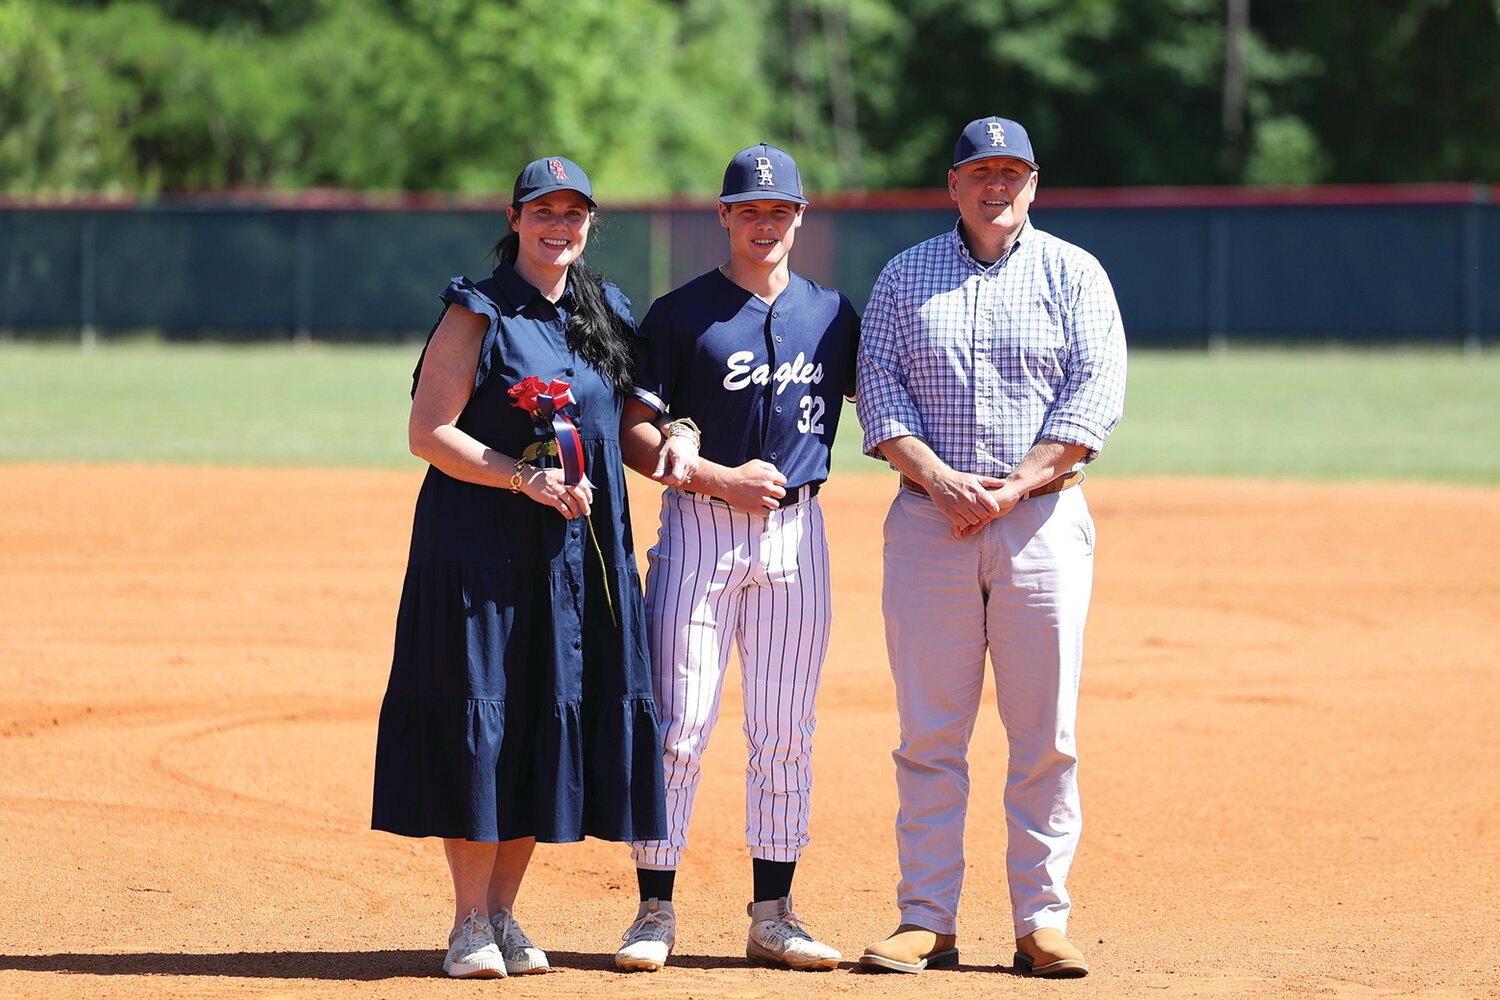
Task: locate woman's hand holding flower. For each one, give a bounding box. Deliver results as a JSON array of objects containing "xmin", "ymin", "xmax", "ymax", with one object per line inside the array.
[{"xmin": 518, "ymin": 464, "xmax": 593, "ymax": 519}]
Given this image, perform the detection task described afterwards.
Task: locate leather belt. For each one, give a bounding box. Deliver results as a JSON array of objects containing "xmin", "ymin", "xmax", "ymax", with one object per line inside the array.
[
  {"xmin": 899, "ymin": 470, "xmax": 1083, "ymax": 500},
  {"xmin": 684, "ymin": 481, "xmax": 821, "ymax": 509}
]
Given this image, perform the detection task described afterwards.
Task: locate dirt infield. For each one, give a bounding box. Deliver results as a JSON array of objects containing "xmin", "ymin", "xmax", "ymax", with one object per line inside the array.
[{"xmin": 1, "ymin": 463, "xmax": 1497, "ymax": 999}]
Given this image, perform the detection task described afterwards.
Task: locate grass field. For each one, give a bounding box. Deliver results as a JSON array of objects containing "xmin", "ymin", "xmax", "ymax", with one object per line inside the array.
[{"xmin": 1, "ymin": 341, "xmax": 1497, "ymax": 483}]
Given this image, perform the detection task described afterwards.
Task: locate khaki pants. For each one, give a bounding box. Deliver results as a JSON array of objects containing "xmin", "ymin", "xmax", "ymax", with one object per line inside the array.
[{"xmin": 882, "ymin": 485, "xmax": 1095, "ymax": 938}]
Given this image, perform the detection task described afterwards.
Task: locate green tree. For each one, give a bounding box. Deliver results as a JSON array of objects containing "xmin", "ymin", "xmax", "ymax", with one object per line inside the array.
[
  {"xmin": 1256, "ymin": 0, "xmax": 1500, "ymax": 183},
  {"xmin": 17, "ymin": 0, "xmax": 784, "ymax": 196},
  {"xmin": 397, "ymin": 0, "xmax": 779, "ymax": 197},
  {"xmin": 39, "ymin": 2, "xmax": 302, "ymax": 189},
  {"xmin": 833, "ymin": 0, "xmax": 1120, "ymax": 188},
  {"xmin": 8, "ymin": 0, "xmax": 1496, "ymax": 195},
  {"xmin": 0, "ymin": 0, "xmax": 134, "ymax": 192},
  {"xmin": 834, "ymin": 0, "xmax": 1326, "ymax": 188}
]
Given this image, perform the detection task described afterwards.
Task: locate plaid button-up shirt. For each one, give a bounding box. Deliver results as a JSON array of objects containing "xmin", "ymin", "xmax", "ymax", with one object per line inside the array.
[{"xmin": 857, "ymin": 221, "xmax": 1127, "ymax": 476}]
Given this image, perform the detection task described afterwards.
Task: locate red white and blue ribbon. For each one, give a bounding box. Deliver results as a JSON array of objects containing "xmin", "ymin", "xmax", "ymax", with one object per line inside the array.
[
  {"xmin": 534, "ymin": 383, "xmax": 589, "ymax": 487},
  {"xmin": 509, "ymin": 375, "xmax": 591, "ymax": 487}
]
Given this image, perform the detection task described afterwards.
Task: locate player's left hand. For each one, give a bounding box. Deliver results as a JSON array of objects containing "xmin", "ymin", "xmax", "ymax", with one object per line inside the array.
[
  {"xmin": 721, "ymin": 459, "xmax": 787, "ymax": 514},
  {"xmin": 654, "ymin": 435, "xmax": 700, "ymax": 488}
]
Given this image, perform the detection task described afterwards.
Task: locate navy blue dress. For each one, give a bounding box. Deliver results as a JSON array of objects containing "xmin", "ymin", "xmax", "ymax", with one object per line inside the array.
[{"xmin": 372, "ymin": 261, "xmax": 667, "ymax": 843}]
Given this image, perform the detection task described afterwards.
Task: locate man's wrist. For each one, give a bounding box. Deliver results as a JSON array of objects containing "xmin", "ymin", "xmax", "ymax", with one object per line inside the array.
[{"xmin": 899, "ymin": 464, "xmax": 951, "ymax": 494}]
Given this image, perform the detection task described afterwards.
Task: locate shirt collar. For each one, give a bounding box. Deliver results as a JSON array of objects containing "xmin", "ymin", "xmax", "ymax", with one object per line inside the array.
[
  {"xmin": 489, "ymin": 260, "xmax": 571, "ymax": 316},
  {"xmin": 948, "ymin": 219, "xmax": 1031, "ymax": 270}
]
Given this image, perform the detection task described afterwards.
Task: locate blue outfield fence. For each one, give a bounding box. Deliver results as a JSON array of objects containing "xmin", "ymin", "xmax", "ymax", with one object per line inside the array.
[{"xmin": 1, "ymin": 185, "xmax": 1495, "ymax": 347}]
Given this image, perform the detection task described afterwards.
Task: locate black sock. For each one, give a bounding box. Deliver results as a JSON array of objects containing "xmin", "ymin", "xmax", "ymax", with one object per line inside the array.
[
  {"xmin": 637, "ymin": 867, "xmax": 676, "ymax": 902},
  {"xmin": 752, "ymin": 859, "xmax": 796, "ymax": 903}
]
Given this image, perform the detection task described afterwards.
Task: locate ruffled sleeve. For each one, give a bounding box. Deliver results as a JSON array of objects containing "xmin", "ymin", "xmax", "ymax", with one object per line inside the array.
[
  {"xmin": 601, "ymin": 281, "xmax": 637, "ymax": 328},
  {"xmin": 410, "ymin": 276, "xmax": 505, "ymax": 397}
]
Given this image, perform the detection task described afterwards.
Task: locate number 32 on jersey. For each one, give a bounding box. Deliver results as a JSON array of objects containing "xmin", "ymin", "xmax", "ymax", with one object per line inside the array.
[{"xmin": 798, "ymin": 395, "xmax": 826, "ymax": 435}]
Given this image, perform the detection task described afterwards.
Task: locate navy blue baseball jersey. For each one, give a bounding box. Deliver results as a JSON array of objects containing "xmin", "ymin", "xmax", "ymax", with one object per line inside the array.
[{"xmin": 632, "ymin": 268, "xmax": 859, "ymax": 488}]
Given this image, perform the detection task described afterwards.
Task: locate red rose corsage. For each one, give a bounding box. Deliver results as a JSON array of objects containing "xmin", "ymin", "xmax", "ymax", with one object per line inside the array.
[
  {"xmin": 509, "ymin": 374, "xmax": 614, "ymax": 625},
  {"xmin": 509, "ymin": 376, "xmax": 588, "ymax": 487}
]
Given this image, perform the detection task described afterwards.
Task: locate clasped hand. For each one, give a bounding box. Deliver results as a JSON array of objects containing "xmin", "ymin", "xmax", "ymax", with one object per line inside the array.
[{"xmin": 929, "ymin": 472, "xmax": 1020, "ymax": 539}]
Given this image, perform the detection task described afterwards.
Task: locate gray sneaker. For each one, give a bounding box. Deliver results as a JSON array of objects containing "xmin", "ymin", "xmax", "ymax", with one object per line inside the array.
[
  {"xmin": 490, "ymin": 908, "xmax": 549, "ymax": 975},
  {"xmin": 443, "ymin": 907, "xmax": 505, "ymax": 978},
  {"xmin": 746, "ymin": 896, "xmax": 841, "ymax": 971},
  {"xmin": 615, "ymin": 898, "xmax": 676, "ymax": 972}
]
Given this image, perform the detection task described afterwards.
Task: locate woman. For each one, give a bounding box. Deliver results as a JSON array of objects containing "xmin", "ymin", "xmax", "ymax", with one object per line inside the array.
[{"xmin": 371, "ymin": 156, "xmax": 666, "ymax": 978}]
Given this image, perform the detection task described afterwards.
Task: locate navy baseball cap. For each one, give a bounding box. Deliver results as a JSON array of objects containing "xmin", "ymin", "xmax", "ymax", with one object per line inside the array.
[
  {"xmin": 952, "ymin": 116, "xmax": 1038, "ymax": 170},
  {"xmin": 720, "ymin": 143, "xmax": 808, "ymax": 205},
  {"xmin": 513, "ymin": 156, "xmax": 596, "ymax": 207}
]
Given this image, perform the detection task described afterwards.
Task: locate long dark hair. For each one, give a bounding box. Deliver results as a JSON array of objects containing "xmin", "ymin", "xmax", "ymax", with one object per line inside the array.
[{"xmin": 492, "ymin": 217, "xmax": 636, "ymax": 393}]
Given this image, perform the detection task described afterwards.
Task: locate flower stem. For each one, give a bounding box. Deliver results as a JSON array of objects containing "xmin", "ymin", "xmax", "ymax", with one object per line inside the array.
[{"xmin": 585, "ymin": 515, "xmax": 617, "ymax": 628}]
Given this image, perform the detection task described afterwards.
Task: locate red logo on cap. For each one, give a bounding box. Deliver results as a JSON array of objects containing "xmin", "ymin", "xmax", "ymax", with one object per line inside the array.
[{"xmin": 549, "ymin": 159, "xmax": 568, "ymax": 181}]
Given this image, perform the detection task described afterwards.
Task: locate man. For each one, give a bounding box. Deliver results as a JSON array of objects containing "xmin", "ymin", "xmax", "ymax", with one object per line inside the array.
[
  {"xmin": 854, "ymin": 116, "xmax": 1126, "ymax": 978},
  {"xmin": 615, "ymin": 142, "xmax": 859, "ymax": 972}
]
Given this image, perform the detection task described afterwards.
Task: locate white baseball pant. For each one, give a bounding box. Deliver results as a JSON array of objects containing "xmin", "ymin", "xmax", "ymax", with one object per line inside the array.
[
  {"xmin": 882, "ymin": 485, "xmax": 1095, "ymax": 938},
  {"xmin": 631, "ymin": 486, "xmax": 831, "ymax": 869}
]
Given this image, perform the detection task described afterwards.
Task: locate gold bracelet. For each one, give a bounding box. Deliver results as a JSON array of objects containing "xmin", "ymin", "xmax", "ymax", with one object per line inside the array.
[
  {"xmin": 508, "ymin": 460, "xmax": 530, "ymax": 493},
  {"xmin": 664, "ymin": 417, "xmax": 701, "ymax": 448}
]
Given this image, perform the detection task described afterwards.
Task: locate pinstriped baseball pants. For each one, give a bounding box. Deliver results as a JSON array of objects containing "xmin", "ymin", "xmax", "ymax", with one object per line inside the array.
[
  {"xmin": 882, "ymin": 486, "xmax": 1095, "ymax": 939},
  {"xmin": 630, "ymin": 488, "xmax": 832, "ymax": 870}
]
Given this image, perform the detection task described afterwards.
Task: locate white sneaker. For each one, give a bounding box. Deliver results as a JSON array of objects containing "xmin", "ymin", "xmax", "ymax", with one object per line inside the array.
[
  {"xmin": 491, "ymin": 908, "xmax": 549, "ymax": 975},
  {"xmin": 443, "ymin": 908, "xmax": 506, "ymax": 978},
  {"xmin": 614, "ymin": 898, "xmax": 676, "ymax": 972},
  {"xmin": 746, "ymin": 897, "xmax": 841, "ymax": 971}
]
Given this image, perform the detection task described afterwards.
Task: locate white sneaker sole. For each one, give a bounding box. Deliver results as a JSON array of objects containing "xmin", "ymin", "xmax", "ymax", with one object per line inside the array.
[
  {"xmin": 443, "ymin": 957, "xmax": 506, "ymax": 978},
  {"xmin": 615, "ymin": 950, "xmax": 669, "ymax": 972},
  {"xmin": 746, "ymin": 942, "xmax": 841, "ymax": 971}
]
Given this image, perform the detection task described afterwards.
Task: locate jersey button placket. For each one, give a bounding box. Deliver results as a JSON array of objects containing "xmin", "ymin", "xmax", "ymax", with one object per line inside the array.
[
  {"xmin": 768, "ymin": 310, "xmax": 784, "ymax": 352},
  {"xmin": 765, "ymin": 308, "xmax": 784, "ymax": 465}
]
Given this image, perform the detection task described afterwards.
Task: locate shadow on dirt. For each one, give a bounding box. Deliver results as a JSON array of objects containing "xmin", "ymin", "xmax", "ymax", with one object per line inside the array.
[{"xmin": 0, "ymin": 949, "xmax": 796, "ymax": 979}]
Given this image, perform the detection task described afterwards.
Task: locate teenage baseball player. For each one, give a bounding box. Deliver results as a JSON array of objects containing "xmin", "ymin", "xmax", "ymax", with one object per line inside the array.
[{"xmin": 614, "ymin": 142, "xmax": 859, "ymax": 972}]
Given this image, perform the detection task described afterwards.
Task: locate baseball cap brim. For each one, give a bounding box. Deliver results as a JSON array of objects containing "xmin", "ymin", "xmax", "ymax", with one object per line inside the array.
[
  {"xmin": 517, "ymin": 183, "xmax": 596, "ymax": 207},
  {"xmin": 952, "ymin": 150, "xmax": 1038, "ymax": 170},
  {"xmin": 719, "ymin": 190, "xmax": 809, "ymax": 205}
]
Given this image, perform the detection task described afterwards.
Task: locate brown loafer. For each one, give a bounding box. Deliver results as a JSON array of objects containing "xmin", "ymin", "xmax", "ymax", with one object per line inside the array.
[
  {"xmin": 857, "ymin": 924, "xmax": 959, "ymax": 974},
  {"xmin": 1014, "ymin": 928, "xmax": 1088, "ymax": 978}
]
